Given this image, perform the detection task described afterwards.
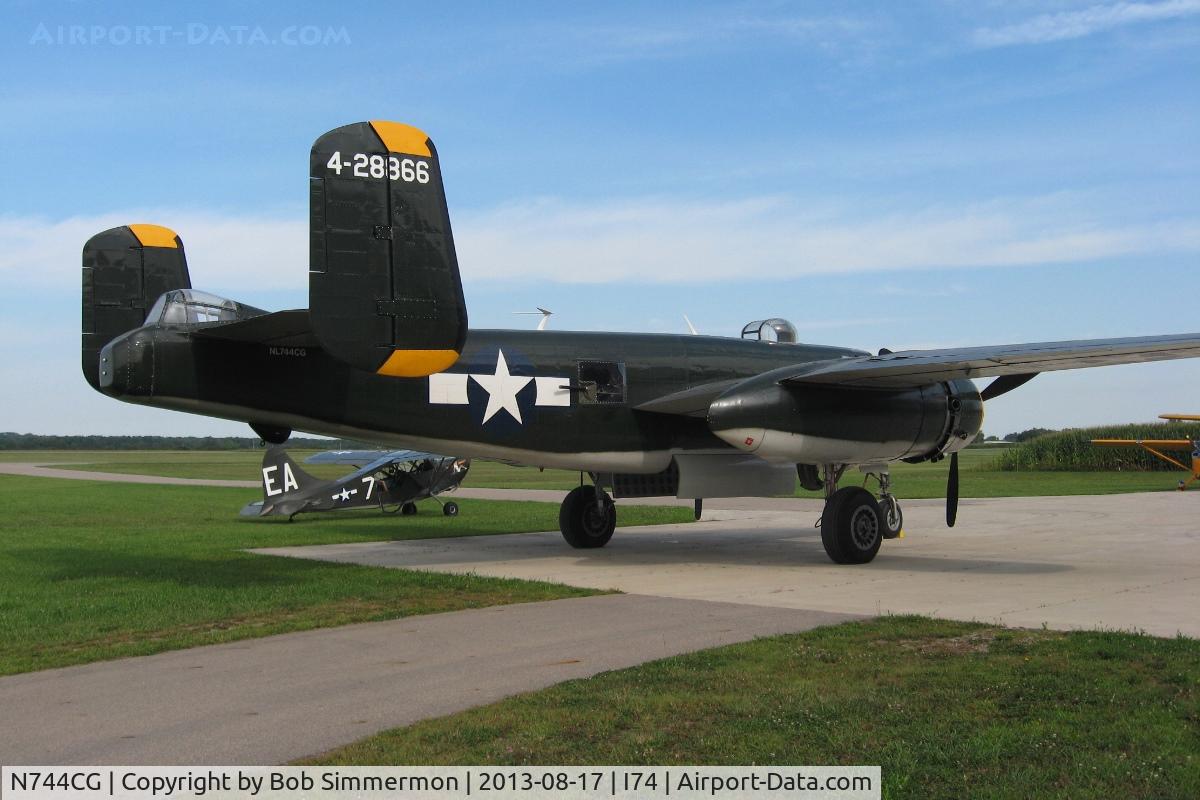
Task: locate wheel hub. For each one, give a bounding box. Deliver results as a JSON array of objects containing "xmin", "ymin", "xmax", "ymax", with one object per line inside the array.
[
  {"xmin": 849, "ymin": 506, "xmax": 879, "ymax": 550},
  {"xmin": 581, "ymin": 502, "xmax": 610, "ymax": 537}
]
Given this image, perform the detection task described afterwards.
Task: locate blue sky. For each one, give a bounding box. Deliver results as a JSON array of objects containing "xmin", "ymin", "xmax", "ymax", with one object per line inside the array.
[{"xmin": 1, "ymin": 0, "xmax": 1198, "ymax": 437}]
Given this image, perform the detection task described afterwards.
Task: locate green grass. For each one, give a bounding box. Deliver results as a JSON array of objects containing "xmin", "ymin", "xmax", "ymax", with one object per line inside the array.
[
  {"xmin": 2, "ymin": 449, "xmax": 580, "ymax": 486},
  {"xmin": 304, "ymin": 616, "xmax": 1200, "ymax": 799},
  {"xmin": 0, "ymin": 449, "xmax": 354, "ymax": 480},
  {"xmin": 0, "ymin": 476, "xmax": 690, "ymax": 675},
  {"xmin": 794, "ymin": 448, "xmax": 1185, "ymax": 499},
  {"xmin": 8, "ymin": 448, "xmax": 1189, "ymax": 497}
]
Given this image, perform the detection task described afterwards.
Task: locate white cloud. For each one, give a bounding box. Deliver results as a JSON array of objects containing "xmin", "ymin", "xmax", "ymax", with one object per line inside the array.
[
  {"xmin": 973, "ymin": 0, "xmax": 1200, "ymax": 47},
  {"xmin": 0, "ymin": 212, "xmax": 307, "ymax": 295},
  {"xmin": 4, "ymin": 196, "xmax": 1198, "ymax": 295},
  {"xmin": 454, "ymin": 195, "xmax": 1200, "ymax": 284}
]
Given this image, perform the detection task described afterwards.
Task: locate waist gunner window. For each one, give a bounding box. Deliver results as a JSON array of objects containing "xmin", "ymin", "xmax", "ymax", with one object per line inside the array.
[{"xmin": 577, "ymin": 360, "xmax": 626, "ymax": 405}]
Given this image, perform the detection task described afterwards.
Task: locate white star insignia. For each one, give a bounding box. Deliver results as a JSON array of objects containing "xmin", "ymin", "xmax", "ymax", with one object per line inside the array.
[{"xmin": 471, "ymin": 349, "xmax": 532, "ymax": 424}]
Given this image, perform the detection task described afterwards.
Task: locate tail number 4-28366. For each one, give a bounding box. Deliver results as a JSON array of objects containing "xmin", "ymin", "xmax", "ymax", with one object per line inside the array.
[{"xmin": 326, "ymin": 151, "xmax": 430, "ymax": 183}]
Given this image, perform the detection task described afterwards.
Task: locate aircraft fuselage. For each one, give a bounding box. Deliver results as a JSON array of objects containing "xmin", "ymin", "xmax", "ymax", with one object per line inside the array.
[{"xmin": 98, "ymin": 325, "xmax": 980, "ymax": 473}]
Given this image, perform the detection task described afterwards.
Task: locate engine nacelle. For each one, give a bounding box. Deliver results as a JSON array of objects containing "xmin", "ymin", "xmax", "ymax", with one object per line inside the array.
[{"xmin": 708, "ymin": 374, "xmax": 983, "ymax": 465}]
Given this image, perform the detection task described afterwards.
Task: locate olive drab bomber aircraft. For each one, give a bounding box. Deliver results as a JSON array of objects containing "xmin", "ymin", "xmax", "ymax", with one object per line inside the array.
[{"xmin": 83, "ymin": 120, "xmax": 1200, "ymax": 564}]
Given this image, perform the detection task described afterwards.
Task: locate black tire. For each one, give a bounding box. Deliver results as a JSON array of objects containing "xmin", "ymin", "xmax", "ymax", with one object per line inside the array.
[
  {"xmin": 796, "ymin": 463, "xmax": 823, "ymax": 492},
  {"xmin": 559, "ymin": 485, "xmax": 616, "ymax": 548},
  {"xmin": 401, "ymin": 502, "xmax": 418, "ymax": 516},
  {"xmin": 820, "ymin": 487, "xmax": 883, "ymax": 564},
  {"xmin": 442, "ymin": 501, "xmax": 459, "ymax": 517},
  {"xmin": 881, "ymin": 496, "xmax": 903, "ymax": 539}
]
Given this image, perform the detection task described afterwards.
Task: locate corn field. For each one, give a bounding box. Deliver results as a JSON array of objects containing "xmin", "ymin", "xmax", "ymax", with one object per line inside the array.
[{"xmin": 992, "ymin": 422, "xmax": 1199, "ymax": 471}]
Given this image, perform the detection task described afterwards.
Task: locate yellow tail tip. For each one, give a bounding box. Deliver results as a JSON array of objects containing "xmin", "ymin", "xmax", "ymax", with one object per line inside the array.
[
  {"xmin": 369, "ymin": 120, "xmax": 432, "ymax": 157},
  {"xmin": 127, "ymin": 224, "xmax": 179, "ymax": 249}
]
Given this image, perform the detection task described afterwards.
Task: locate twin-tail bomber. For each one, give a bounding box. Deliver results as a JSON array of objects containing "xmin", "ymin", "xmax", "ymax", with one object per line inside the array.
[{"xmin": 82, "ymin": 120, "xmax": 1200, "ymax": 563}]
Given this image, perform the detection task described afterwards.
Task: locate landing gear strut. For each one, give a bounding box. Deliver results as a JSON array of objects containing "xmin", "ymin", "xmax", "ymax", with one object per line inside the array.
[
  {"xmin": 559, "ymin": 483, "xmax": 616, "ymax": 548},
  {"xmin": 876, "ymin": 471, "xmax": 904, "ymax": 539},
  {"xmin": 817, "ymin": 464, "xmax": 901, "ymax": 564}
]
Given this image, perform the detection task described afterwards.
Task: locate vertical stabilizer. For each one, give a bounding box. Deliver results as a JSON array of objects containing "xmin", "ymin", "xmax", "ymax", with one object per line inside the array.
[
  {"xmin": 81, "ymin": 224, "xmax": 190, "ymax": 390},
  {"xmin": 259, "ymin": 445, "xmax": 325, "ymax": 514},
  {"xmin": 309, "ymin": 121, "xmax": 467, "ymax": 377}
]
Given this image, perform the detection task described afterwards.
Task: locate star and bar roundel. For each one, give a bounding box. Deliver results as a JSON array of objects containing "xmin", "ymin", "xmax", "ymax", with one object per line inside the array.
[{"xmin": 428, "ymin": 349, "xmax": 570, "ymax": 426}]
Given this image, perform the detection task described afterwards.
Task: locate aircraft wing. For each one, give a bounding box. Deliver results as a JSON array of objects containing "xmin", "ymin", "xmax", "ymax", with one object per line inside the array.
[
  {"xmin": 636, "ymin": 332, "xmax": 1200, "ymax": 416},
  {"xmin": 780, "ymin": 332, "xmax": 1200, "ymax": 390},
  {"xmin": 1092, "ymin": 438, "xmax": 1195, "ymax": 449},
  {"xmin": 305, "ymin": 449, "xmax": 444, "ymax": 467}
]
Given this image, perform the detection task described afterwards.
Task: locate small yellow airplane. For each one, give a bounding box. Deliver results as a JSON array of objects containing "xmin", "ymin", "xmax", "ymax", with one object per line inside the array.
[{"xmin": 1092, "ymin": 415, "xmax": 1200, "ymax": 490}]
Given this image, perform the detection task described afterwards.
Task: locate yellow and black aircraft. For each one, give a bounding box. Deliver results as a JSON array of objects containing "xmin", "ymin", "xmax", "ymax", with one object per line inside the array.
[{"xmin": 82, "ymin": 121, "xmax": 1200, "ymax": 564}]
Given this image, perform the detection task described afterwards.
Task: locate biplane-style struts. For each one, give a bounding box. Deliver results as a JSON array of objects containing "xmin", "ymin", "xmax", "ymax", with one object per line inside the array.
[{"xmin": 82, "ymin": 120, "xmax": 1200, "ymax": 563}]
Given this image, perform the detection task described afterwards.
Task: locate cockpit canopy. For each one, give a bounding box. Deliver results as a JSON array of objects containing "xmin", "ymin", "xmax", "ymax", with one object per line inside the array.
[
  {"xmin": 741, "ymin": 318, "xmax": 798, "ymax": 344},
  {"xmin": 145, "ymin": 289, "xmax": 266, "ymax": 326}
]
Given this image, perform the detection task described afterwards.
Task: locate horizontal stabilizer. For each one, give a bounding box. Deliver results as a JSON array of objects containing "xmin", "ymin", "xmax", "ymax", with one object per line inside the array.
[{"xmin": 190, "ymin": 310, "xmax": 317, "ymax": 347}]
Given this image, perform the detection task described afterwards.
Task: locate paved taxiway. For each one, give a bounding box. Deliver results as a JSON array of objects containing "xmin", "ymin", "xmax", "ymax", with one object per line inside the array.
[
  {"xmin": 0, "ymin": 596, "xmax": 856, "ymax": 764},
  {"xmin": 257, "ymin": 491, "xmax": 1200, "ymax": 638}
]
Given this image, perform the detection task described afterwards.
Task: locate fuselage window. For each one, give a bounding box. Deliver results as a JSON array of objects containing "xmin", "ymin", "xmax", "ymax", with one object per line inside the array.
[{"xmin": 578, "ymin": 360, "xmax": 626, "ymax": 405}]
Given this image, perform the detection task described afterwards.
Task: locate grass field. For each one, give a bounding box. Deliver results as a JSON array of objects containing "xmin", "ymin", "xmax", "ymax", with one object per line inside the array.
[
  {"xmin": 0, "ymin": 476, "xmax": 690, "ymax": 675},
  {"xmin": 2, "ymin": 447, "xmax": 1185, "ymax": 497},
  {"xmin": 792, "ymin": 449, "xmax": 1182, "ymax": 499},
  {"xmin": 304, "ymin": 616, "xmax": 1200, "ymax": 798}
]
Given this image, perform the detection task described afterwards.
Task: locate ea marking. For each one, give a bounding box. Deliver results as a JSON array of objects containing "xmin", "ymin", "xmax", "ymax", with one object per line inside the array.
[
  {"xmin": 262, "ymin": 462, "xmax": 299, "ymax": 496},
  {"xmin": 325, "ymin": 151, "xmax": 430, "ymax": 183}
]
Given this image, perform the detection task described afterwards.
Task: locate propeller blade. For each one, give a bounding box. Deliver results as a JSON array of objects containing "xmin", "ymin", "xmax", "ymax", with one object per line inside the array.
[
  {"xmin": 980, "ymin": 372, "xmax": 1038, "ymax": 402},
  {"xmin": 946, "ymin": 451, "xmax": 959, "ymax": 527}
]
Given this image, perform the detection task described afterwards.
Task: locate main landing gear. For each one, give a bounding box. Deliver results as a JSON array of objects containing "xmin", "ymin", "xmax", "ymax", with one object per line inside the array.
[
  {"xmin": 818, "ymin": 465, "xmax": 902, "ymax": 564},
  {"xmin": 559, "ymin": 482, "xmax": 616, "ymax": 548}
]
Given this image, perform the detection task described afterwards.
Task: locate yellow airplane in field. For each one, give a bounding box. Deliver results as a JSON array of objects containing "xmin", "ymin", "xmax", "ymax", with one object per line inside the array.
[{"xmin": 1092, "ymin": 415, "xmax": 1200, "ymax": 490}]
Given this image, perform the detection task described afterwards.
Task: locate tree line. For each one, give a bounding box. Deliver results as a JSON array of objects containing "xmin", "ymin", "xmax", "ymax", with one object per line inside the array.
[{"xmin": 0, "ymin": 433, "xmax": 377, "ymax": 451}]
